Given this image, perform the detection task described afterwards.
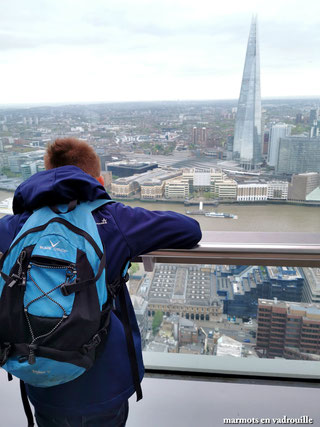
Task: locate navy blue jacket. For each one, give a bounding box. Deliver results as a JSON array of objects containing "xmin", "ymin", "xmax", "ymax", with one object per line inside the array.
[{"xmin": 0, "ymin": 165, "xmax": 202, "ymax": 416}]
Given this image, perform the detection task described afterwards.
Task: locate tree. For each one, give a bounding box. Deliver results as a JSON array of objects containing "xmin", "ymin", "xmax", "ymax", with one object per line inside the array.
[
  {"xmin": 152, "ymin": 310, "xmax": 163, "ymax": 335},
  {"xmin": 129, "ymin": 262, "xmax": 139, "ymax": 275}
]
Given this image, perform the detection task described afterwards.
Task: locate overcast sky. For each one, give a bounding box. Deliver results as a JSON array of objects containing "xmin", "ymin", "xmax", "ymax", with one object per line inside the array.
[{"xmin": 0, "ymin": 0, "xmax": 319, "ymax": 105}]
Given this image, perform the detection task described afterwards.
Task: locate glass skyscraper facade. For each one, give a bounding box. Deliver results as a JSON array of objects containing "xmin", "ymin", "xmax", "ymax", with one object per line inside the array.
[
  {"xmin": 233, "ymin": 16, "xmax": 262, "ymax": 169},
  {"xmin": 268, "ymin": 123, "xmax": 291, "ymax": 167},
  {"xmin": 277, "ymin": 137, "xmax": 320, "ymax": 174}
]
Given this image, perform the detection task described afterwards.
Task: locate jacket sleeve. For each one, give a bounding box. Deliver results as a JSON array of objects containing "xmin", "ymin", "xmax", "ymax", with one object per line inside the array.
[
  {"xmin": 0, "ymin": 212, "xmax": 31, "ymax": 254},
  {"xmin": 109, "ymin": 203, "xmax": 202, "ymax": 259},
  {"xmin": 0, "ymin": 215, "xmax": 19, "ymax": 253}
]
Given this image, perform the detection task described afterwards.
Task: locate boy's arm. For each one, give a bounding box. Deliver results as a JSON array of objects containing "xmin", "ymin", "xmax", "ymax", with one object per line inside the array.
[
  {"xmin": 0, "ymin": 215, "xmax": 19, "ymax": 253},
  {"xmin": 109, "ymin": 203, "xmax": 202, "ymax": 259},
  {"xmin": 0, "ymin": 211, "xmax": 31, "ymax": 253}
]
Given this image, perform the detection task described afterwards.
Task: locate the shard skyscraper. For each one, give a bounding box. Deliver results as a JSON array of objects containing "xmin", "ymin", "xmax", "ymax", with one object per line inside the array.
[{"xmin": 233, "ymin": 16, "xmax": 262, "ymax": 169}]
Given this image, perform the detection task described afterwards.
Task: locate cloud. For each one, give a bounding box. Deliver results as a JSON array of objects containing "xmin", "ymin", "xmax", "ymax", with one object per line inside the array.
[{"xmin": 0, "ymin": 0, "xmax": 319, "ymax": 103}]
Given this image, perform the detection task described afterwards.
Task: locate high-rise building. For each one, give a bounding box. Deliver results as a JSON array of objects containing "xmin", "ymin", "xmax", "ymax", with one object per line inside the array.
[
  {"xmin": 268, "ymin": 123, "xmax": 291, "ymax": 167},
  {"xmin": 192, "ymin": 127, "xmax": 197, "ymax": 145},
  {"xmin": 295, "ymin": 113, "xmax": 303, "ymax": 124},
  {"xmin": 263, "ymin": 131, "xmax": 269, "ymax": 156},
  {"xmin": 309, "ymin": 108, "xmax": 319, "ymax": 126},
  {"xmin": 200, "ymin": 127, "xmax": 208, "ymax": 146},
  {"xmin": 276, "ymin": 137, "xmax": 320, "ymax": 174},
  {"xmin": 310, "ymin": 121, "xmax": 320, "ymax": 138},
  {"xmin": 191, "ymin": 126, "xmax": 208, "ymax": 147},
  {"xmin": 226, "ymin": 135, "xmax": 234, "ymax": 152},
  {"xmin": 233, "ymin": 16, "xmax": 262, "ymax": 170},
  {"xmin": 257, "ymin": 299, "xmax": 320, "ymax": 360}
]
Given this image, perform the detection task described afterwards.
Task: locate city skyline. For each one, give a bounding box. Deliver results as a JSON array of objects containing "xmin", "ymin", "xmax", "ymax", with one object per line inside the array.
[{"xmin": 0, "ymin": 0, "xmax": 319, "ymax": 105}]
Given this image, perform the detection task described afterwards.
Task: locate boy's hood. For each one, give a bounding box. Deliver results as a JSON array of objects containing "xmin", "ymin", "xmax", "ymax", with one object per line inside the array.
[{"xmin": 13, "ymin": 165, "xmax": 110, "ymax": 214}]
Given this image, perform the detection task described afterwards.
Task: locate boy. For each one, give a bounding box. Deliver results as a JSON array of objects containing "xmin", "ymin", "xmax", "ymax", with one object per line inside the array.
[{"xmin": 0, "ymin": 137, "xmax": 202, "ymax": 426}]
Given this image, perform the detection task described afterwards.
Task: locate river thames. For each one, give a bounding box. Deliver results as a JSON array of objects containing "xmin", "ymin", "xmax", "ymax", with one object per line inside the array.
[{"xmin": 1, "ymin": 190, "xmax": 319, "ymax": 232}]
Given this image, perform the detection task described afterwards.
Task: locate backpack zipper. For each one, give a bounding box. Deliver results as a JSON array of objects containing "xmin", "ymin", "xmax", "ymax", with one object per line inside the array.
[{"xmin": 30, "ymin": 256, "xmax": 75, "ymax": 269}]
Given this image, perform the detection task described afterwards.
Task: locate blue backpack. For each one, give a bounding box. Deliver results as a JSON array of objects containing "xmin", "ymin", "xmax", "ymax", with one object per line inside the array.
[
  {"xmin": 0, "ymin": 198, "xmax": 142, "ymax": 425},
  {"xmin": 0, "ymin": 199, "xmax": 116, "ymax": 389}
]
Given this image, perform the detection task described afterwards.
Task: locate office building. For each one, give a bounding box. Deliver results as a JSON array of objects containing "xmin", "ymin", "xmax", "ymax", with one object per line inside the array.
[
  {"xmin": 140, "ymin": 169, "xmax": 181, "ymax": 200},
  {"xmin": 263, "ymin": 131, "xmax": 269, "ymax": 156},
  {"xmin": 147, "ymin": 264, "xmax": 223, "ymax": 322},
  {"xmin": 267, "ymin": 181, "xmax": 288, "ymax": 200},
  {"xmin": 237, "ymin": 182, "xmax": 268, "ymax": 201},
  {"xmin": 214, "ymin": 180, "xmax": 237, "ymax": 199},
  {"xmin": 111, "ymin": 168, "xmax": 181, "ymax": 199},
  {"xmin": 164, "ymin": 178, "xmax": 189, "ymax": 199},
  {"xmin": 265, "ymin": 267, "xmax": 304, "ymax": 302},
  {"xmin": 276, "ymin": 137, "xmax": 320, "ymax": 174},
  {"xmin": 21, "ymin": 163, "xmax": 37, "ymax": 181},
  {"xmin": 8, "ymin": 155, "xmax": 30, "ymax": 174},
  {"xmin": 200, "ymin": 127, "xmax": 208, "ymax": 146},
  {"xmin": 131, "ymin": 295, "xmax": 148, "ymax": 349},
  {"xmin": 192, "ymin": 127, "xmax": 197, "ymax": 145},
  {"xmin": 226, "ymin": 135, "xmax": 234, "ymax": 154},
  {"xmin": 233, "ymin": 16, "xmax": 262, "ymax": 169},
  {"xmin": 309, "ymin": 108, "xmax": 319, "ymax": 126},
  {"xmin": 257, "ymin": 299, "xmax": 320, "ymax": 360},
  {"xmin": 191, "ymin": 127, "xmax": 208, "ymax": 147},
  {"xmin": 216, "ymin": 266, "xmax": 304, "ymax": 319},
  {"xmin": 268, "ymin": 124, "xmax": 291, "ymax": 167},
  {"xmin": 111, "ymin": 175, "xmax": 140, "ymax": 198},
  {"xmin": 295, "ymin": 113, "xmax": 303, "ymax": 124},
  {"xmin": 106, "ymin": 160, "xmax": 158, "ymax": 178},
  {"xmin": 302, "ymin": 268, "xmax": 320, "ymax": 304},
  {"xmin": 193, "ymin": 168, "xmax": 211, "ymax": 189},
  {"xmin": 288, "ymin": 172, "xmax": 320, "ymax": 201}
]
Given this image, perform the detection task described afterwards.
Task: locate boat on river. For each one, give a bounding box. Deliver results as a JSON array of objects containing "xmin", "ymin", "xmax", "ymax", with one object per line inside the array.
[{"xmin": 205, "ymin": 212, "xmax": 238, "ymax": 219}]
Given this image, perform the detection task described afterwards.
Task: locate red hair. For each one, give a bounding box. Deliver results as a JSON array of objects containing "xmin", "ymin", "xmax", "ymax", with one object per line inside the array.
[{"xmin": 44, "ymin": 138, "xmax": 101, "ymax": 177}]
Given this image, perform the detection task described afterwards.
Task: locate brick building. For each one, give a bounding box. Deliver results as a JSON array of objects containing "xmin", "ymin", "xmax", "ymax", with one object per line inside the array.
[{"xmin": 257, "ymin": 299, "xmax": 320, "ymax": 359}]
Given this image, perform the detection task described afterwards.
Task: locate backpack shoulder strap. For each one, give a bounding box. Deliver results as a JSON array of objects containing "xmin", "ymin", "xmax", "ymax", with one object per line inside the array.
[
  {"xmin": 20, "ymin": 380, "xmax": 34, "ymax": 427},
  {"xmin": 118, "ymin": 277, "xmax": 143, "ymax": 402}
]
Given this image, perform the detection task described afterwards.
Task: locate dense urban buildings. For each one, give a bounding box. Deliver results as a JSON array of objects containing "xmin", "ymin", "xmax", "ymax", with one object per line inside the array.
[
  {"xmin": 0, "ymin": 98, "xmax": 319, "ymax": 205},
  {"xmin": 0, "ymin": 98, "xmax": 319, "ymax": 360},
  {"xmin": 0, "ymin": 5, "xmax": 319, "ymax": 367},
  {"xmin": 233, "ymin": 16, "xmax": 262, "ymax": 170},
  {"xmin": 216, "ymin": 265, "xmax": 304, "ymax": 319}
]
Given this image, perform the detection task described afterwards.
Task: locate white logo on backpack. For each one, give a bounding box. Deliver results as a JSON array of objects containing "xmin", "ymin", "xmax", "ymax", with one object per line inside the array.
[{"xmin": 39, "ymin": 240, "xmax": 68, "ymax": 253}]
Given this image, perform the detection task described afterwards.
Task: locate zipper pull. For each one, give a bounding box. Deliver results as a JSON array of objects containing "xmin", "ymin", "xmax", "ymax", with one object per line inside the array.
[
  {"xmin": 8, "ymin": 279, "xmax": 17, "ymax": 288},
  {"xmin": 28, "ymin": 344, "xmax": 37, "ymax": 365},
  {"xmin": 28, "ymin": 351, "xmax": 36, "ymax": 365}
]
